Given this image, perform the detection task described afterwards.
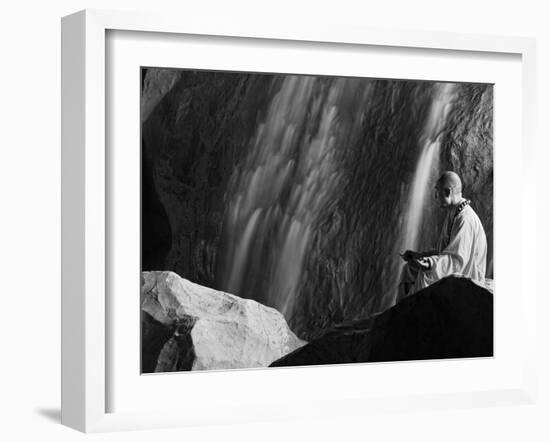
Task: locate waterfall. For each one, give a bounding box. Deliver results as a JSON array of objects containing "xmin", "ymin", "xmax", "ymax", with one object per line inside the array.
[
  {"xmin": 221, "ymin": 76, "xmax": 362, "ymax": 319},
  {"xmin": 384, "ymin": 83, "xmax": 456, "ymax": 308},
  {"xmin": 402, "ymin": 83, "xmax": 456, "ymax": 251},
  {"xmin": 222, "ymin": 78, "xmax": 457, "ymax": 318}
]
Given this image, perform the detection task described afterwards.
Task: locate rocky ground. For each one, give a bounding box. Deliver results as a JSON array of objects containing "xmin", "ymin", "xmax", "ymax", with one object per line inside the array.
[{"xmin": 141, "ymin": 273, "xmax": 492, "ymax": 372}]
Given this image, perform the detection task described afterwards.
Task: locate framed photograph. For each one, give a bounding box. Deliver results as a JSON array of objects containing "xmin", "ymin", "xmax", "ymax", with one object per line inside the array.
[{"xmin": 61, "ymin": 9, "xmax": 537, "ymax": 433}]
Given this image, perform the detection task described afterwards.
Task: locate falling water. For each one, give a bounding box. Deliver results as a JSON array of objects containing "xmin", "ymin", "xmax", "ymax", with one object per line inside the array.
[
  {"xmin": 402, "ymin": 83, "xmax": 456, "ymax": 250},
  {"xmin": 384, "ymin": 83, "xmax": 456, "ymax": 308},
  {"xmin": 221, "ymin": 76, "xmax": 366, "ymax": 319}
]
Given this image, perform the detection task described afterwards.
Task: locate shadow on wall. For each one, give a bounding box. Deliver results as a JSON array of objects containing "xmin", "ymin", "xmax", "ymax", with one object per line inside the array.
[{"xmin": 141, "ymin": 138, "xmax": 172, "ymax": 271}]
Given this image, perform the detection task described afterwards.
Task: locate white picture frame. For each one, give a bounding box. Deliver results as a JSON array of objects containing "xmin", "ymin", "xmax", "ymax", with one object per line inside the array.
[{"xmin": 61, "ymin": 9, "xmax": 537, "ymax": 433}]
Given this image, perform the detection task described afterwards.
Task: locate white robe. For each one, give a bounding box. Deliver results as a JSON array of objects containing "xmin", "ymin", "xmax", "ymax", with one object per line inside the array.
[{"xmin": 412, "ymin": 204, "xmax": 488, "ymax": 293}]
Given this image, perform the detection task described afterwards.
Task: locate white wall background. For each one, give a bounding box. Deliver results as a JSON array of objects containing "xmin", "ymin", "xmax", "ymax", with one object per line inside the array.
[{"xmin": 0, "ymin": 0, "xmax": 547, "ymax": 440}]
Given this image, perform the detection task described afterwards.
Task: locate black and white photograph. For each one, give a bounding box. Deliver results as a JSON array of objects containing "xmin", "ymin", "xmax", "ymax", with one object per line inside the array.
[{"xmin": 140, "ymin": 68, "xmax": 494, "ymax": 373}]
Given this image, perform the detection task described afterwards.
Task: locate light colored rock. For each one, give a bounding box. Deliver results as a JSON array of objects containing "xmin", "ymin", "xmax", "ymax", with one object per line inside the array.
[{"xmin": 141, "ymin": 271, "xmax": 306, "ymax": 372}]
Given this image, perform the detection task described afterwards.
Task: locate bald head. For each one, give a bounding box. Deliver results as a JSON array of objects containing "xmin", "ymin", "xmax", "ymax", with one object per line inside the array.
[
  {"xmin": 435, "ymin": 171, "xmax": 464, "ymax": 208},
  {"xmin": 437, "ymin": 171, "xmax": 462, "ymax": 193}
]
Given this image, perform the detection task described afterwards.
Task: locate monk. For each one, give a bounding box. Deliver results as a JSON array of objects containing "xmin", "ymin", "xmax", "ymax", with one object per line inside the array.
[{"xmin": 397, "ymin": 171, "xmax": 488, "ymax": 301}]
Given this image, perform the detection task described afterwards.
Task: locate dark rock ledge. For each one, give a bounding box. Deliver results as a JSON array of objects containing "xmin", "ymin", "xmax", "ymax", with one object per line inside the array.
[{"xmin": 270, "ymin": 276, "xmax": 493, "ymax": 367}]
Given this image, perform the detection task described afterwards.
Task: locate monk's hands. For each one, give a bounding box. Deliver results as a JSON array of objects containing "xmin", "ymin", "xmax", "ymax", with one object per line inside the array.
[
  {"xmin": 401, "ymin": 251, "xmax": 431, "ymax": 270},
  {"xmin": 401, "ymin": 250, "xmax": 422, "ymax": 262},
  {"xmin": 409, "ymin": 257, "xmax": 431, "ymax": 271}
]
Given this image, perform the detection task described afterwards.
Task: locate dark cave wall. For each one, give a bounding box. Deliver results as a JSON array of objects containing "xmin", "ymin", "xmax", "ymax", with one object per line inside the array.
[{"xmin": 141, "ymin": 69, "xmax": 276, "ymax": 286}]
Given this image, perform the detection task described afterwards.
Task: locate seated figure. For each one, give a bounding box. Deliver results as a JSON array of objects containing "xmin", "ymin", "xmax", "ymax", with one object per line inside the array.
[{"xmin": 398, "ymin": 171, "xmax": 488, "ymax": 301}]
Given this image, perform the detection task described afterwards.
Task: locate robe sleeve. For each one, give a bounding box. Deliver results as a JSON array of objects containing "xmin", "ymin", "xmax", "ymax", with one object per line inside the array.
[{"xmin": 425, "ymin": 213, "xmax": 474, "ymax": 280}]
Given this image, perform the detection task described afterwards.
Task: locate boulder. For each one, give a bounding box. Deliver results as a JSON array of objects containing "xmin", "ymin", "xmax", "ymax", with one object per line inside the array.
[
  {"xmin": 141, "ymin": 271, "xmax": 306, "ymax": 372},
  {"xmin": 270, "ymin": 276, "xmax": 493, "ymax": 367}
]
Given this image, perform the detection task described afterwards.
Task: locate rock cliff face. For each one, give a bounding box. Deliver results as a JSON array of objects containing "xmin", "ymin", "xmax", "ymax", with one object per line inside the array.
[
  {"xmin": 141, "ymin": 271, "xmax": 305, "ymax": 372},
  {"xmin": 141, "ymin": 70, "xmax": 275, "ymax": 279},
  {"xmin": 441, "ymin": 86, "xmax": 494, "ymax": 274},
  {"xmin": 142, "ymin": 69, "xmax": 493, "ymax": 340},
  {"xmin": 270, "ymin": 276, "xmax": 493, "ymax": 367}
]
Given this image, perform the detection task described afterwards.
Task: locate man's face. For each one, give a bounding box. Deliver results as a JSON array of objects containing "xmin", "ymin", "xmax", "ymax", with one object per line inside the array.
[{"xmin": 434, "ymin": 184, "xmax": 452, "ymax": 208}]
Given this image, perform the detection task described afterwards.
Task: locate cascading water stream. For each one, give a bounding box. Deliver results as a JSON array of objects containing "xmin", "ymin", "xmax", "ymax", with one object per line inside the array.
[
  {"xmin": 384, "ymin": 83, "xmax": 456, "ymax": 308},
  {"xmin": 221, "ymin": 76, "xmax": 366, "ymax": 320},
  {"xmin": 222, "ymin": 78, "xmax": 458, "ymax": 320}
]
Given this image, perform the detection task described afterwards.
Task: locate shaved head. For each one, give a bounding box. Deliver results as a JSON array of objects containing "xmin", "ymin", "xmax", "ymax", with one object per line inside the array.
[
  {"xmin": 434, "ymin": 171, "xmax": 464, "ymax": 208},
  {"xmin": 437, "ymin": 171, "xmax": 462, "ymax": 193}
]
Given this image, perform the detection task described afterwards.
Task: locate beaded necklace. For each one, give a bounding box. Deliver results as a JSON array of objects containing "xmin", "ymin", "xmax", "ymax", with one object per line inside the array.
[{"xmin": 443, "ymin": 199, "xmax": 471, "ymax": 249}]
